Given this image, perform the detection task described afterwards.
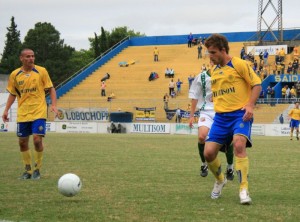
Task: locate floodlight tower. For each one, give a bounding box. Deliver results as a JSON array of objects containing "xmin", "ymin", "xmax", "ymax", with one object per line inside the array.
[{"xmin": 257, "ymin": 0, "xmax": 283, "ymax": 44}]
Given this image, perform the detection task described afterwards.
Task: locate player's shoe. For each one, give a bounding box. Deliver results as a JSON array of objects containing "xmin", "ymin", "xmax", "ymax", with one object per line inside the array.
[
  {"xmin": 239, "ymin": 188, "xmax": 252, "ymax": 205},
  {"xmin": 20, "ymin": 172, "xmax": 32, "ymax": 180},
  {"xmin": 211, "ymin": 178, "xmax": 227, "ymax": 199},
  {"xmin": 32, "ymin": 169, "xmax": 41, "ymax": 180},
  {"xmin": 290, "ymin": 138, "xmax": 293, "ymax": 140},
  {"xmin": 200, "ymin": 164, "xmax": 208, "ymax": 177},
  {"xmin": 226, "ymin": 168, "xmax": 234, "ymax": 181}
]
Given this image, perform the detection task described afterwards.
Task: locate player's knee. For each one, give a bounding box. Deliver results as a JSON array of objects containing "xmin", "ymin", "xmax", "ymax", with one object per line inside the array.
[
  {"xmin": 233, "ymin": 140, "xmax": 247, "ymax": 157},
  {"xmin": 204, "ymin": 148, "xmax": 216, "ymax": 162},
  {"xmin": 19, "ymin": 139, "xmax": 29, "ymax": 151},
  {"xmin": 198, "ymin": 134, "xmax": 206, "ymax": 143},
  {"xmin": 33, "ymin": 135, "xmax": 43, "ymax": 151}
]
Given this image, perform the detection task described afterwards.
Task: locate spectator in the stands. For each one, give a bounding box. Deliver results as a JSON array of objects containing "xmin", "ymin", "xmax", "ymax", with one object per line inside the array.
[
  {"xmin": 169, "ymin": 68, "xmax": 174, "ymax": 78},
  {"xmin": 240, "ymin": 47, "xmax": 245, "ymax": 59},
  {"xmin": 279, "ymin": 48, "xmax": 285, "ymax": 62},
  {"xmin": 292, "ymin": 58, "xmax": 299, "ymax": 74},
  {"xmin": 188, "ymin": 33, "xmax": 193, "ymax": 48},
  {"xmin": 153, "ymin": 47, "xmax": 159, "ymax": 62},
  {"xmin": 290, "ymin": 86, "xmax": 296, "ymax": 99},
  {"xmin": 165, "ymin": 68, "xmax": 170, "ymax": 78},
  {"xmin": 101, "ymin": 81, "xmax": 106, "ymax": 97},
  {"xmin": 188, "ymin": 75, "xmax": 195, "ymax": 89},
  {"xmin": 198, "ymin": 43, "xmax": 203, "ymax": 59},
  {"xmin": 287, "ymin": 62, "xmax": 293, "ymax": 74},
  {"xmin": 169, "ymin": 79, "xmax": 175, "ymax": 96},
  {"xmin": 176, "ymin": 79, "xmax": 183, "ymax": 95},
  {"xmin": 263, "ymin": 49, "xmax": 269, "ymax": 66}
]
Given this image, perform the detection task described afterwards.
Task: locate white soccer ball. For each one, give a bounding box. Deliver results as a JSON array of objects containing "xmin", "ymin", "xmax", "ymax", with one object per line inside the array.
[{"xmin": 58, "ymin": 173, "xmax": 82, "ymax": 197}]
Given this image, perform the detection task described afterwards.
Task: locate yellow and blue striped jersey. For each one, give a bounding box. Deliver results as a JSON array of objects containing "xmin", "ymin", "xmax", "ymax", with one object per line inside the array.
[
  {"xmin": 210, "ymin": 57, "xmax": 261, "ymax": 113},
  {"xmin": 6, "ymin": 65, "xmax": 53, "ymax": 122}
]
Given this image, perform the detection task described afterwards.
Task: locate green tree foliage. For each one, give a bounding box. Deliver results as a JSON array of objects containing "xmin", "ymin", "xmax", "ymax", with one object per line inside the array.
[
  {"xmin": 0, "ymin": 17, "xmax": 22, "ymax": 74},
  {"xmin": 22, "ymin": 22, "xmax": 75, "ymax": 85},
  {"xmin": 89, "ymin": 26, "xmax": 145, "ymax": 57},
  {"xmin": 94, "ymin": 32, "xmax": 101, "ymax": 58}
]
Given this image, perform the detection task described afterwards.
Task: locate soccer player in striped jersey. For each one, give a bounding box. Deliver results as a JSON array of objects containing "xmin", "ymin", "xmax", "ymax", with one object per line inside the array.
[
  {"xmin": 2, "ymin": 49, "xmax": 58, "ymax": 180},
  {"xmin": 288, "ymin": 102, "xmax": 300, "ymax": 140},
  {"xmin": 204, "ymin": 34, "xmax": 262, "ymax": 204},
  {"xmin": 188, "ymin": 69, "xmax": 234, "ymax": 180}
]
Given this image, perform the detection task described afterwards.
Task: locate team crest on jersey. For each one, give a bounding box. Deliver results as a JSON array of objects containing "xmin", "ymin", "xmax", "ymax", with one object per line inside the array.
[
  {"xmin": 25, "ymin": 74, "xmax": 30, "ymax": 77},
  {"xmin": 239, "ymin": 123, "xmax": 244, "ymax": 128},
  {"xmin": 228, "ymin": 75, "xmax": 234, "ymax": 82},
  {"xmin": 200, "ymin": 117, "xmax": 206, "ymax": 122},
  {"xmin": 39, "ymin": 125, "xmax": 44, "ymax": 132},
  {"xmin": 218, "ymin": 71, "xmax": 223, "ymax": 75}
]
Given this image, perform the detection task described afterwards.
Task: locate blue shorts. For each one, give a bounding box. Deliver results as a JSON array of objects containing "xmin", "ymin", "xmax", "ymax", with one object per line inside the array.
[
  {"xmin": 206, "ymin": 110, "xmax": 253, "ymax": 148},
  {"xmin": 17, "ymin": 119, "xmax": 46, "ymax": 137},
  {"xmin": 290, "ymin": 119, "xmax": 299, "ymax": 128}
]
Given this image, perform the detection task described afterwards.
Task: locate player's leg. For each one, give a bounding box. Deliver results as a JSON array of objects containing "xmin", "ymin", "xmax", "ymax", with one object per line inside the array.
[
  {"xmin": 233, "ymin": 135, "xmax": 251, "ymax": 204},
  {"xmin": 204, "ymin": 142, "xmax": 226, "ymax": 199},
  {"xmin": 225, "ymin": 143, "xmax": 234, "ymax": 180},
  {"xmin": 204, "ymin": 113, "xmax": 230, "ymax": 199},
  {"xmin": 290, "ymin": 120, "xmax": 295, "ymax": 140},
  {"xmin": 17, "ymin": 122, "xmax": 32, "ymax": 179},
  {"xmin": 198, "ymin": 125, "xmax": 209, "ymax": 177},
  {"xmin": 295, "ymin": 121, "xmax": 299, "ymax": 140},
  {"xmin": 32, "ymin": 119, "xmax": 46, "ymax": 179}
]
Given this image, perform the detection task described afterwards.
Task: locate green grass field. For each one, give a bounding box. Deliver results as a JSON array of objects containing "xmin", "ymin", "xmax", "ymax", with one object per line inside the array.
[{"xmin": 0, "ymin": 133, "xmax": 299, "ymax": 222}]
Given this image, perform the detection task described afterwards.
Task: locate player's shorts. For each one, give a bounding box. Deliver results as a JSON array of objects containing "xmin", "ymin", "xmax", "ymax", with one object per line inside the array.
[
  {"xmin": 290, "ymin": 119, "xmax": 300, "ymax": 128},
  {"xmin": 206, "ymin": 110, "xmax": 253, "ymax": 148},
  {"xmin": 197, "ymin": 110, "xmax": 215, "ymax": 128},
  {"xmin": 17, "ymin": 119, "xmax": 46, "ymax": 137}
]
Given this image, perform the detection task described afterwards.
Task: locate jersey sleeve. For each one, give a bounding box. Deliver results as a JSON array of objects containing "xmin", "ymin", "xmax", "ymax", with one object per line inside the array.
[
  {"xmin": 188, "ymin": 74, "xmax": 202, "ymax": 100},
  {"xmin": 6, "ymin": 72, "xmax": 17, "ymax": 96},
  {"xmin": 41, "ymin": 68, "xmax": 54, "ymax": 89},
  {"xmin": 234, "ymin": 58, "xmax": 261, "ymax": 87}
]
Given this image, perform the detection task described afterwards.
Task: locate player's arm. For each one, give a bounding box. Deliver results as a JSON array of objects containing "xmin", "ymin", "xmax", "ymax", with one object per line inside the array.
[
  {"xmin": 242, "ymin": 84, "xmax": 262, "ymax": 121},
  {"xmin": 189, "ymin": 99, "xmax": 198, "ymax": 128},
  {"xmin": 2, "ymin": 94, "xmax": 16, "ymax": 122},
  {"xmin": 48, "ymin": 87, "xmax": 58, "ymax": 117}
]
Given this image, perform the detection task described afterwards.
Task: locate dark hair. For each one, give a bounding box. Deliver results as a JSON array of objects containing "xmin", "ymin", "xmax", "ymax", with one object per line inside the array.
[
  {"xmin": 20, "ymin": 48, "xmax": 34, "ymax": 56},
  {"xmin": 204, "ymin": 34, "xmax": 230, "ymax": 54}
]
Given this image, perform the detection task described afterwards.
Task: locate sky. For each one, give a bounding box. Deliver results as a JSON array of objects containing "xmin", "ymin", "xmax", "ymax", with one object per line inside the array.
[{"xmin": 0, "ymin": 0, "xmax": 299, "ymax": 55}]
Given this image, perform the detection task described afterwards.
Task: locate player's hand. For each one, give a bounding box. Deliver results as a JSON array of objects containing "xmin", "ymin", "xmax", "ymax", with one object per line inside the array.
[
  {"xmin": 2, "ymin": 111, "xmax": 9, "ymax": 123},
  {"xmin": 189, "ymin": 117, "xmax": 194, "ymax": 128},
  {"xmin": 241, "ymin": 104, "xmax": 254, "ymax": 121},
  {"xmin": 51, "ymin": 105, "xmax": 59, "ymax": 118}
]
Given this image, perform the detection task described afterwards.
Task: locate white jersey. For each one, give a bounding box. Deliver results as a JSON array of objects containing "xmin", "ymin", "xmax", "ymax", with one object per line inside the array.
[{"xmin": 188, "ymin": 71, "xmax": 214, "ymax": 111}]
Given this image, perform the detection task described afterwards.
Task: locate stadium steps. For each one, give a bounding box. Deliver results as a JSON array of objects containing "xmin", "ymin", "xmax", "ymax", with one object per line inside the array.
[
  {"xmin": 253, "ymin": 104, "xmax": 290, "ymax": 123},
  {"xmin": 52, "ymin": 42, "xmax": 288, "ymax": 122}
]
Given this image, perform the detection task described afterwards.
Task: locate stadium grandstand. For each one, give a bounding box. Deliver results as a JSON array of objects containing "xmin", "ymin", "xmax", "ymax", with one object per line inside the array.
[{"xmin": 45, "ymin": 29, "xmax": 298, "ymax": 123}]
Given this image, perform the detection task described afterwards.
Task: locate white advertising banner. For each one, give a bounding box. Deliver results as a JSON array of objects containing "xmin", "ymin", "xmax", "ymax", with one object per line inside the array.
[
  {"xmin": 265, "ymin": 124, "xmax": 290, "ymax": 136},
  {"xmin": 251, "ymin": 124, "xmax": 265, "ymax": 136},
  {"xmin": 56, "ymin": 122, "xmax": 98, "ymax": 133},
  {"xmin": 46, "ymin": 122, "xmax": 56, "ymax": 132},
  {"xmin": 131, "ymin": 123, "xmax": 170, "ymax": 134},
  {"xmin": 246, "ymin": 45, "xmax": 287, "ymax": 55},
  {"xmin": 173, "ymin": 123, "xmax": 198, "ymax": 135},
  {"xmin": 55, "ymin": 108, "xmax": 109, "ymax": 122}
]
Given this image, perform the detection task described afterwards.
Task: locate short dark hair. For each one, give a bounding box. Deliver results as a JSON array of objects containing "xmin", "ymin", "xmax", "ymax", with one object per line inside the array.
[{"xmin": 204, "ymin": 34, "xmax": 230, "ymax": 54}]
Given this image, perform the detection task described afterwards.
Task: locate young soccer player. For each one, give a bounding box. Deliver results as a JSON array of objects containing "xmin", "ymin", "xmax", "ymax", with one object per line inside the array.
[
  {"xmin": 2, "ymin": 49, "xmax": 58, "ymax": 180},
  {"xmin": 288, "ymin": 102, "xmax": 300, "ymax": 140},
  {"xmin": 204, "ymin": 34, "xmax": 262, "ymax": 204},
  {"xmin": 188, "ymin": 69, "xmax": 234, "ymax": 180}
]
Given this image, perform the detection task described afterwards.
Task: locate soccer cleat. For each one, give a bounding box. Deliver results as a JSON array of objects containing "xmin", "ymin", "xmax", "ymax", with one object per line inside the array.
[
  {"xmin": 32, "ymin": 169, "xmax": 41, "ymax": 180},
  {"xmin": 211, "ymin": 178, "xmax": 227, "ymax": 199},
  {"xmin": 290, "ymin": 138, "xmax": 293, "ymax": 140},
  {"xmin": 226, "ymin": 168, "xmax": 234, "ymax": 181},
  {"xmin": 200, "ymin": 164, "xmax": 208, "ymax": 177},
  {"xmin": 239, "ymin": 189, "xmax": 252, "ymax": 204},
  {"xmin": 20, "ymin": 172, "xmax": 32, "ymax": 180}
]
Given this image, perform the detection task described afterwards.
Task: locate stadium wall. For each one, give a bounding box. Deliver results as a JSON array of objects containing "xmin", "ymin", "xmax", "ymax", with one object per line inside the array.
[{"xmin": 0, "ymin": 121, "xmax": 291, "ymax": 137}]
